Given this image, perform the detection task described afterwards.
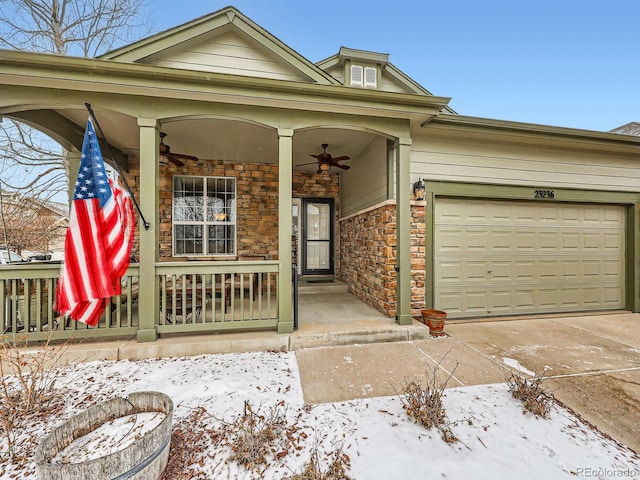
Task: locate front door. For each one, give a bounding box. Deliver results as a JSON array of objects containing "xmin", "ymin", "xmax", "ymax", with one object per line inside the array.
[{"xmin": 302, "ymin": 198, "xmax": 334, "ymax": 276}]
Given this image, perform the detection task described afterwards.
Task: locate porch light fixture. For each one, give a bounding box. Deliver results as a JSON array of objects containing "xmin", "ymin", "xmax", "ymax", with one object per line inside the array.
[
  {"xmin": 413, "ymin": 178, "xmax": 425, "ymax": 201},
  {"xmin": 319, "ymin": 162, "xmax": 330, "ymax": 172}
]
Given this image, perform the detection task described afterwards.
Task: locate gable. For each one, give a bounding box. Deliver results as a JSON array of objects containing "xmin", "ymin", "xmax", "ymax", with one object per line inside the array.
[
  {"xmin": 101, "ymin": 7, "xmax": 338, "ymax": 85},
  {"xmin": 139, "ymin": 27, "xmax": 310, "ymax": 82}
]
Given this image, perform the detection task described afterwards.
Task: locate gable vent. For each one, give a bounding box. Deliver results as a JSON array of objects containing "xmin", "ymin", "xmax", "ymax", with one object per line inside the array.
[
  {"xmin": 364, "ymin": 66, "xmax": 377, "ymax": 88},
  {"xmin": 350, "ymin": 65, "xmax": 363, "ymax": 86}
]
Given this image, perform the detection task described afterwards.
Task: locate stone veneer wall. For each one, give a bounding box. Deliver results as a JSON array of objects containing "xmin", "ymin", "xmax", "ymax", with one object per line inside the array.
[
  {"xmin": 123, "ymin": 157, "xmax": 339, "ymax": 263},
  {"xmin": 339, "ymin": 201, "xmax": 426, "ymax": 318}
]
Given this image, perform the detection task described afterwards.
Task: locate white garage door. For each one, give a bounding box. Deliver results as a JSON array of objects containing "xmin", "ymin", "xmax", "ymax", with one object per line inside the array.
[{"xmin": 434, "ymin": 198, "xmax": 626, "ymax": 319}]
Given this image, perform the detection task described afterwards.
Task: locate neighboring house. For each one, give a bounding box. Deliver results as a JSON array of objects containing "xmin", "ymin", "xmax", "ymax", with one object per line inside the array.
[
  {"xmin": 0, "ymin": 7, "xmax": 638, "ymax": 341},
  {"xmin": 0, "ymin": 191, "xmax": 68, "ymax": 259},
  {"xmin": 611, "ymin": 122, "xmax": 640, "ymax": 136}
]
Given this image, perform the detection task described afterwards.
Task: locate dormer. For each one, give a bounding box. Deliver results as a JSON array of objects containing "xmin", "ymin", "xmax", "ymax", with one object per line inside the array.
[
  {"xmin": 316, "ymin": 47, "xmax": 457, "ymax": 114},
  {"xmin": 318, "ymin": 47, "xmax": 388, "ymax": 91}
]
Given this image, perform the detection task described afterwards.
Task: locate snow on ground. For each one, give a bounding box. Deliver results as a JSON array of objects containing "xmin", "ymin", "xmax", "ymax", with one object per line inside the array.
[{"xmin": 2, "ymin": 350, "xmax": 639, "ymax": 479}]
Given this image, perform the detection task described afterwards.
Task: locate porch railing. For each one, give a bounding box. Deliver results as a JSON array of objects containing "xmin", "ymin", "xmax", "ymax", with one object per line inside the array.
[
  {"xmin": 0, "ymin": 263, "xmax": 140, "ymax": 341},
  {"xmin": 155, "ymin": 260, "xmax": 279, "ymax": 334},
  {"xmin": 0, "ymin": 259, "xmax": 279, "ymax": 342}
]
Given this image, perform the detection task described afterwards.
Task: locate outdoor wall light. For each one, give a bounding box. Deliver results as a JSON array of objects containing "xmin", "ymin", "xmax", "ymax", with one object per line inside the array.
[{"xmin": 412, "ymin": 178, "xmax": 425, "ymax": 201}]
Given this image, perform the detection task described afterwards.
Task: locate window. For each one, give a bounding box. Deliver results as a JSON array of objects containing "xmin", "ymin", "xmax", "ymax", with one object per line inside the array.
[
  {"xmin": 350, "ymin": 64, "xmax": 377, "ymax": 89},
  {"xmin": 173, "ymin": 176, "xmax": 236, "ymax": 256}
]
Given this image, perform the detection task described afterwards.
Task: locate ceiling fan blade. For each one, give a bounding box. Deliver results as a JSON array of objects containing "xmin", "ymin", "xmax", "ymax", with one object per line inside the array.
[
  {"xmin": 296, "ymin": 161, "xmax": 319, "ymax": 167},
  {"xmin": 335, "ymin": 163, "xmax": 350, "ymax": 170},
  {"xmin": 331, "ymin": 155, "xmax": 350, "ymax": 161},
  {"xmin": 171, "ymin": 152, "xmax": 199, "ymax": 161},
  {"xmin": 167, "ymin": 154, "xmax": 185, "ymax": 167}
]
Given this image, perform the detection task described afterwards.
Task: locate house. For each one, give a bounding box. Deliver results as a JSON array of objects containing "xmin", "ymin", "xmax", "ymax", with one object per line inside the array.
[
  {"xmin": 0, "ymin": 7, "xmax": 638, "ymax": 341},
  {"xmin": 611, "ymin": 122, "xmax": 640, "ymax": 136},
  {"xmin": 0, "ymin": 191, "xmax": 68, "ymax": 260}
]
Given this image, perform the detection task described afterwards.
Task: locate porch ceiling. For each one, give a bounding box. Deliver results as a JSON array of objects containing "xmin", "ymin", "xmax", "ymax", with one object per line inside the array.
[{"xmin": 16, "ymin": 107, "xmax": 380, "ymax": 172}]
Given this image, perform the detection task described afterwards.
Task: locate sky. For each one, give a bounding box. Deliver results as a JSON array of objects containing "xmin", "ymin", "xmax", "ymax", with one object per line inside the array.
[{"xmin": 147, "ymin": 0, "xmax": 640, "ymax": 132}]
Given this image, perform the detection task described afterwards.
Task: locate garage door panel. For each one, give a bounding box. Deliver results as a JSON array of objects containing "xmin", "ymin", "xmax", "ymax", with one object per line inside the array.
[
  {"xmin": 539, "ymin": 261, "xmax": 559, "ymax": 278},
  {"xmin": 582, "ymin": 261, "xmax": 601, "ymax": 278},
  {"xmin": 559, "ymin": 288, "xmax": 581, "ymax": 307},
  {"xmin": 539, "ymin": 233, "xmax": 560, "ymax": 251},
  {"xmin": 434, "ymin": 198, "xmax": 625, "ymax": 318},
  {"xmin": 603, "ymin": 260, "xmax": 623, "ymax": 277},
  {"xmin": 515, "ymin": 262, "xmax": 535, "ymax": 280},
  {"xmin": 603, "ymin": 287, "xmax": 624, "ymax": 305},
  {"xmin": 604, "ymin": 233, "xmax": 624, "ymax": 251},
  {"xmin": 560, "ymin": 260, "xmax": 580, "ymax": 279},
  {"xmin": 561, "ymin": 233, "xmax": 581, "ymax": 250},
  {"xmin": 515, "ymin": 290, "xmax": 535, "ymax": 309},
  {"xmin": 467, "ymin": 231, "xmax": 490, "ymax": 251},
  {"xmin": 582, "ymin": 233, "xmax": 602, "ymax": 251},
  {"xmin": 582, "ymin": 287, "xmax": 603, "ymax": 307}
]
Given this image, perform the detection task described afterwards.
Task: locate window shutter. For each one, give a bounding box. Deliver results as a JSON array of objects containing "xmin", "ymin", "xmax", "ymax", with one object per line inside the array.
[
  {"xmin": 350, "ymin": 65, "xmax": 363, "ymax": 86},
  {"xmin": 364, "ymin": 67, "xmax": 377, "ymax": 88}
]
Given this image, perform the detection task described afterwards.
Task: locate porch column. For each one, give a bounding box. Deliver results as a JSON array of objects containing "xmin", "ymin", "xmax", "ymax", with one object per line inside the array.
[
  {"xmin": 277, "ymin": 128, "xmax": 294, "ymax": 333},
  {"xmin": 65, "ymin": 150, "xmax": 81, "ymax": 204},
  {"xmin": 136, "ymin": 118, "xmax": 159, "ymax": 342},
  {"xmin": 396, "ymin": 137, "xmax": 412, "ymax": 325}
]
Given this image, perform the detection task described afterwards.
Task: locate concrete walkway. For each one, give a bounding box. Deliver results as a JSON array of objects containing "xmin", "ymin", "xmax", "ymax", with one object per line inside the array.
[{"xmin": 297, "ymin": 312, "xmax": 640, "ymax": 453}]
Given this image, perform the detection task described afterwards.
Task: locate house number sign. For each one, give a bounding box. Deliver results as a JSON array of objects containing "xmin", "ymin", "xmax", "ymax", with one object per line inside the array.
[{"xmin": 534, "ymin": 189, "xmax": 555, "ymax": 199}]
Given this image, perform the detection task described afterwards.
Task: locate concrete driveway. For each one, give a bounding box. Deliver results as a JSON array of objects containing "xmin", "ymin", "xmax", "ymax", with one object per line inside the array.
[
  {"xmin": 296, "ymin": 313, "xmax": 640, "ymax": 453},
  {"xmin": 447, "ymin": 313, "xmax": 640, "ymax": 453}
]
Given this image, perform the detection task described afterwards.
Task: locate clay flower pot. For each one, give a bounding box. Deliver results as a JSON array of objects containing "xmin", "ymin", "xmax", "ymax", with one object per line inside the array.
[{"xmin": 420, "ymin": 309, "xmax": 447, "ymax": 336}]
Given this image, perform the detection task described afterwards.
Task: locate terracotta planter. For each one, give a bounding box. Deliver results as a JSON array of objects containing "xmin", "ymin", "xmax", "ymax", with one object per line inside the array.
[{"xmin": 420, "ymin": 309, "xmax": 447, "ymax": 336}]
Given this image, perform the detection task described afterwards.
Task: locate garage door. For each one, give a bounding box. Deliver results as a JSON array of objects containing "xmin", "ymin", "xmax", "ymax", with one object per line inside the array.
[{"xmin": 434, "ymin": 198, "xmax": 625, "ymax": 318}]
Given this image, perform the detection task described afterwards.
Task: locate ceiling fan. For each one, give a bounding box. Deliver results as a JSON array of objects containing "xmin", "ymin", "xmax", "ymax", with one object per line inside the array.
[
  {"xmin": 159, "ymin": 132, "xmax": 198, "ymax": 166},
  {"xmin": 299, "ymin": 144, "xmax": 350, "ymax": 173}
]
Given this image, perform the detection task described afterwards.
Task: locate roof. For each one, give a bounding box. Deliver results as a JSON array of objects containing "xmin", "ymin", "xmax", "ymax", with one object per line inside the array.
[{"xmin": 610, "ymin": 122, "xmax": 640, "ymax": 136}]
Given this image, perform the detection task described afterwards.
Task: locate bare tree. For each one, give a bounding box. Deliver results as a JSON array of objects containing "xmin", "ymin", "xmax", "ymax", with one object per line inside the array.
[
  {"xmin": 0, "ymin": 0, "xmax": 151, "ymax": 254},
  {"xmin": 0, "ymin": 0, "xmax": 150, "ymax": 57}
]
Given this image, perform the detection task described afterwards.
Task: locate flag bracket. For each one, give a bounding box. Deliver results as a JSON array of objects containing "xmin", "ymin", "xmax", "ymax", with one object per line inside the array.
[{"xmin": 84, "ymin": 103, "xmax": 150, "ymax": 231}]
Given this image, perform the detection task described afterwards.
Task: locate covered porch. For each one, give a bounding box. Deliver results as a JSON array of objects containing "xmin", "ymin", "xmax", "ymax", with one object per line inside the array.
[{"xmin": 0, "ymin": 48, "xmax": 448, "ymax": 344}]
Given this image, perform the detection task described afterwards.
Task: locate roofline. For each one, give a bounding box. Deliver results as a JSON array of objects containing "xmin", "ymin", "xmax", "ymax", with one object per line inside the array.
[
  {"xmin": 0, "ymin": 49, "xmax": 452, "ymax": 121},
  {"xmin": 428, "ymin": 114, "xmax": 640, "ymax": 147}
]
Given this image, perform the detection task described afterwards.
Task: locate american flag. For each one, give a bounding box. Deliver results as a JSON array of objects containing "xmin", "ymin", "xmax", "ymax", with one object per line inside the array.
[{"xmin": 56, "ymin": 118, "xmax": 135, "ymax": 326}]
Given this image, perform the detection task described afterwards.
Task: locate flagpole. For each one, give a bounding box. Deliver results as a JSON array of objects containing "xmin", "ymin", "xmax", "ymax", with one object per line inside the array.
[{"xmin": 84, "ymin": 103, "xmax": 151, "ymax": 230}]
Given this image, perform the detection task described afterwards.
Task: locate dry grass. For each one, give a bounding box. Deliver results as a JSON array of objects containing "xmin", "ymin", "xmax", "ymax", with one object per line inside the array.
[
  {"xmin": 228, "ymin": 401, "xmax": 289, "ymax": 469},
  {"xmin": 0, "ymin": 335, "xmax": 68, "ymax": 463},
  {"xmin": 505, "ymin": 370, "xmax": 554, "ymax": 418},
  {"xmin": 284, "ymin": 443, "xmax": 352, "ymax": 480}
]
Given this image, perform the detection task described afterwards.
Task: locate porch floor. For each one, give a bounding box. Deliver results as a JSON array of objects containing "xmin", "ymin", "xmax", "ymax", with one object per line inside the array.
[
  {"xmin": 294, "ymin": 279, "xmax": 427, "ymax": 348},
  {"xmin": 55, "ymin": 280, "xmax": 430, "ymax": 364}
]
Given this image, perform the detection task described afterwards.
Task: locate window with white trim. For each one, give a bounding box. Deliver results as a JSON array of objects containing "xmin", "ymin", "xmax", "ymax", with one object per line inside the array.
[
  {"xmin": 172, "ymin": 176, "xmax": 236, "ymax": 256},
  {"xmin": 350, "ymin": 64, "xmax": 377, "ymax": 89}
]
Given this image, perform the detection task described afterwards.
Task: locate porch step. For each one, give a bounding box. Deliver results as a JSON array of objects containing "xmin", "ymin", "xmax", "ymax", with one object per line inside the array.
[{"xmin": 297, "ymin": 279, "xmax": 349, "ymax": 295}]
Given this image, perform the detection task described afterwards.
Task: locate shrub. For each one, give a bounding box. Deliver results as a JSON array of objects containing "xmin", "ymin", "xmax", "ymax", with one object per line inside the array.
[
  {"xmin": 0, "ymin": 335, "xmax": 68, "ymax": 462},
  {"xmin": 400, "ymin": 353, "xmax": 458, "ymax": 443},
  {"xmin": 505, "ymin": 370, "xmax": 554, "ymax": 418}
]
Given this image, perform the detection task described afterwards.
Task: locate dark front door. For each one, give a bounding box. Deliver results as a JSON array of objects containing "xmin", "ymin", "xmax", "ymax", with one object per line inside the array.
[{"xmin": 302, "ymin": 198, "xmax": 334, "ymax": 276}]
